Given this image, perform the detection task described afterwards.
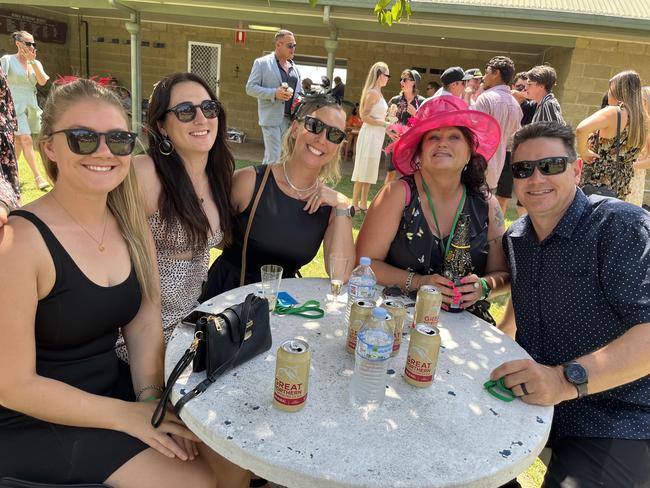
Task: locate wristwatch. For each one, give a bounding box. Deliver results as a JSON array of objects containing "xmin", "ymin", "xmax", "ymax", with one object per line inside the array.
[
  {"xmin": 562, "ymin": 361, "xmax": 588, "ymax": 399},
  {"xmin": 335, "ymin": 206, "xmax": 355, "ymax": 218}
]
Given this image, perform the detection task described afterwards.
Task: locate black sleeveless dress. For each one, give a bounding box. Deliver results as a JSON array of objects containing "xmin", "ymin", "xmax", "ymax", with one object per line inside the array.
[
  {"xmin": 204, "ymin": 165, "xmax": 331, "ymax": 298},
  {"xmin": 0, "ymin": 210, "xmax": 148, "ymax": 483},
  {"xmin": 386, "ymin": 175, "xmax": 495, "ymax": 323}
]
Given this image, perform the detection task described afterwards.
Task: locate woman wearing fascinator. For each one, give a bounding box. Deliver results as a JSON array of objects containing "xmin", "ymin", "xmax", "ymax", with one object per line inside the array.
[{"xmin": 356, "ymin": 96, "xmax": 510, "ymax": 324}]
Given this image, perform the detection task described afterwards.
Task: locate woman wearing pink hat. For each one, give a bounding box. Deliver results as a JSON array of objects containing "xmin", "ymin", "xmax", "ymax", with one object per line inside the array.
[{"xmin": 356, "ymin": 96, "xmax": 510, "ymax": 323}]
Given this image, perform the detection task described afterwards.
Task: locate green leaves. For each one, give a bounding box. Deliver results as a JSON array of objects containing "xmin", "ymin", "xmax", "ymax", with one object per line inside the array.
[
  {"xmin": 307, "ymin": 0, "xmax": 411, "ymax": 25},
  {"xmin": 375, "ymin": 0, "xmax": 411, "ymax": 25}
]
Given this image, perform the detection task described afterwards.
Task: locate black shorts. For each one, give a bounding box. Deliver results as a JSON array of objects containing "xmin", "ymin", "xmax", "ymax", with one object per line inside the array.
[
  {"xmin": 496, "ymin": 151, "xmax": 513, "ymax": 198},
  {"xmin": 499, "ymin": 436, "xmax": 650, "ymax": 488}
]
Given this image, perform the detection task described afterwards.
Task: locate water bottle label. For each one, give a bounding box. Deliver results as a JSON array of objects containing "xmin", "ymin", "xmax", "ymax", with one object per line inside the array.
[
  {"xmin": 348, "ymin": 283, "xmax": 375, "ymax": 298},
  {"xmin": 356, "ymin": 331, "xmax": 392, "ymax": 361}
]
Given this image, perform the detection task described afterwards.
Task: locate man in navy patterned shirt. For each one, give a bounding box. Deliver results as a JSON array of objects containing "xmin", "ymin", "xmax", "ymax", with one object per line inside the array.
[{"xmin": 493, "ymin": 121, "xmax": 650, "ymax": 487}]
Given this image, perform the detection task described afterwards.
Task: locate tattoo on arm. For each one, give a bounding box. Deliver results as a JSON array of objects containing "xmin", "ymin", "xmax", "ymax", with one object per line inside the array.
[{"xmin": 494, "ymin": 205, "xmax": 505, "ymax": 229}]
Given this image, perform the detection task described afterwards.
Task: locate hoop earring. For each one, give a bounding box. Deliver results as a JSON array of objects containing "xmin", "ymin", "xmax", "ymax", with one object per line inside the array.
[{"xmin": 158, "ymin": 136, "xmax": 174, "ymax": 156}]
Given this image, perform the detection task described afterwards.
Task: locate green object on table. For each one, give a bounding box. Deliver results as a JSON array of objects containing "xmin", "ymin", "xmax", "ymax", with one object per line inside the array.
[
  {"xmin": 274, "ymin": 299, "xmax": 325, "ymax": 319},
  {"xmin": 483, "ymin": 377, "xmax": 516, "ymax": 402}
]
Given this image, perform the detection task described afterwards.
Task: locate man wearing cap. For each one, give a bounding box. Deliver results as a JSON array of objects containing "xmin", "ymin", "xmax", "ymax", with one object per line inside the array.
[
  {"xmin": 463, "ymin": 68, "xmax": 483, "ymax": 106},
  {"xmin": 473, "ymin": 56, "xmax": 523, "ymax": 195},
  {"xmin": 493, "ymin": 121, "xmax": 650, "ymax": 487},
  {"xmin": 429, "ymin": 66, "xmax": 473, "ymax": 99},
  {"xmin": 246, "ymin": 29, "xmax": 303, "ymax": 164}
]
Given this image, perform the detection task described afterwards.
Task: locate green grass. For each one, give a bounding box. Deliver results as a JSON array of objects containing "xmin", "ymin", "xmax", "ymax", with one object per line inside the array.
[{"xmin": 18, "ymin": 152, "xmax": 544, "ymax": 486}]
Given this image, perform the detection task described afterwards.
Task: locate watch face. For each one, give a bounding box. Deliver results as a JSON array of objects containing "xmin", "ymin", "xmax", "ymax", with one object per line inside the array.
[{"xmin": 565, "ymin": 363, "xmax": 588, "ymax": 384}]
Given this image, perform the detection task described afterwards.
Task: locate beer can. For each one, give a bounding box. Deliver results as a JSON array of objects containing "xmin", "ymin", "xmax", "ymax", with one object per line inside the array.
[
  {"xmin": 346, "ymin": 299, "xmax": 375, "ymax": 354},
  {"xmin": 384, "ymin": 299, "xmax": 406, "ymax": 356},
  {"xmin": 411, "ymin": 285, "xmax": 443, "ymax": 329},
  {"xmin": 404, "ymin": 323, "xmax": 441, "ymax": 388},
  {"xmin": 273, "ymin": 339, "xmax": 311, "ymax": 412}
]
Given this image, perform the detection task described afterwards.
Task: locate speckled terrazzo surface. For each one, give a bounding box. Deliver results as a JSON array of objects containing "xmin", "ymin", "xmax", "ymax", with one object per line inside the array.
[{"xmin": 165, "ymin": 278, "xmax": 552, "ymax": 488}]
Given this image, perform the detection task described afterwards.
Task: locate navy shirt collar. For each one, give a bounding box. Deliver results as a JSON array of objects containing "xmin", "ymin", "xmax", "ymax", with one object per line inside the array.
[{"xmin": 509, "ymin": 188, "xmax": 588, "ymax": 242}]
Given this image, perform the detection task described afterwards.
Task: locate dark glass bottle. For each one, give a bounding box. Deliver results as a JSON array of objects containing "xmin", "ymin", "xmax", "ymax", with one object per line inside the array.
[{"xmin": 442, "ymin": 213, "xmax": 473, "ymax": 313}]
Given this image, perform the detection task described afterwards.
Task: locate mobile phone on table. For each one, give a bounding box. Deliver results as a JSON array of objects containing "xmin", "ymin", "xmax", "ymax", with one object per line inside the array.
[{"xmin": 181, "ymin": 309, "xmax": 212, "ymax": 327}]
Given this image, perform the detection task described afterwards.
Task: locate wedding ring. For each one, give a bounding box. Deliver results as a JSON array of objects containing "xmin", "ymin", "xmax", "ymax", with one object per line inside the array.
[
  {"xmin": 473, "ymin": 282, "xmax": 480, "ymax": 289},
  {"xmin": 520, "ymin": 383, "xmax": 529, "ymax": 396},
  {"xmin": 314, "ymin": 194, "xmax": 320, "ymax": 200}
]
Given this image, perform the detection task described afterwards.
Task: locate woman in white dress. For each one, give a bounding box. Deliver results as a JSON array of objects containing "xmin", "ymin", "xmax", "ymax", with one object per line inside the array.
[{"xmin": 351, "ymin": 62, "xmax": 389, "ymax": 211}]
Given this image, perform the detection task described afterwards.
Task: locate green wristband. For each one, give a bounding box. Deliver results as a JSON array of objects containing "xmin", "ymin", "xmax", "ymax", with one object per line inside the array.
[
  {"xmin": 140, "ymin": 395, "xmax": 160, "ymax": 402},
  {"xmin": 479, "ymin": 278, "xmax": 490, "ymax": 300}
]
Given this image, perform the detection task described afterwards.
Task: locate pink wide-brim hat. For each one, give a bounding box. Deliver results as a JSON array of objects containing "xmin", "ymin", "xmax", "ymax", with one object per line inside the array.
[{"xmin": 390, "ymin": 96, "xmax": 501, "ymax": 176}]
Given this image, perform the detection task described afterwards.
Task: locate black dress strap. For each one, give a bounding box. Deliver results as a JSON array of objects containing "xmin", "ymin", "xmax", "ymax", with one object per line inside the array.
[{"xmin": 9, "ymin": 209, "xmax": 66, "ymax": 283}]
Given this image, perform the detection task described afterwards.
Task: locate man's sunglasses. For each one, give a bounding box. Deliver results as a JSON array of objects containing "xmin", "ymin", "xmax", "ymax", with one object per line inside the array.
[
  {"xmin": 511, "ymin": 156, "xmax": 571, "ymax": 179},
  {"xmin": 285, "ymin": 42, "xmax": 297, "ymax": 49},
  {"xmin": 50, "ymin": 129, "xmax": 138, "ymax": 156},
  {"xmin": 400, "ymin": 77, "xmax": 414, "ymax": 83},
  {"xmin": 165, "ymin": 99, "xmax": 220, "ymax": 123},
  {"xmin": 21, "ymin": 41, "xmax": 37, "ymax": 48},
  {"xmin": 303, "ymin": 115, "xmax": 346, "ymax": 144}
]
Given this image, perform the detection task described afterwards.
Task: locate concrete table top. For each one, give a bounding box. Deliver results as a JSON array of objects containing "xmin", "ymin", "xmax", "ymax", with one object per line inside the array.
[{"xmin": 165, "ymin": 278, "xmax": 553, "ymax": 488}]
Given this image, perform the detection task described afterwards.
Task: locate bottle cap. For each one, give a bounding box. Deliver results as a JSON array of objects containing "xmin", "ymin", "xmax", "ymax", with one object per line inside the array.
[
  {"xmin": 359, "ymin": 256, "xmax": 371, "ymax": 266},
  {"xmin": 372, "ymin": 307, "xmax": 388, "ymax": 319}
]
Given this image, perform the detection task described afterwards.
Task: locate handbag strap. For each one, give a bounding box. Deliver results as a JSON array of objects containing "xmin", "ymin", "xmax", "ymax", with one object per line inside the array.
[
  {"xmin": 171, "ymin": 294, "xmax": 256, "ymax": 417},
  {"xmin": 151, "ymin": 332, "xmax": 203, "ymax": 427},
  {"xmin": 240, "ymin": 164, "xmax": 273, "ymax": 286}
]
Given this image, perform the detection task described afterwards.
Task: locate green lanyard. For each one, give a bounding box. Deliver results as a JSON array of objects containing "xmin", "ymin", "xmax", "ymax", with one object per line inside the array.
[
  {"xmin": 274, "ymin": 300, "xmax": 325, "ymax": 319},
  {"xmin": 421, "ymin": 178, "xmax": 466, "ymax": 259}
]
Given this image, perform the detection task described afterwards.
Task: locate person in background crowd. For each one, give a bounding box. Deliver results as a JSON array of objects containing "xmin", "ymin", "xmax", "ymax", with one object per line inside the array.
[
  {"xmin": 510, "ymin": 71, "xmax": 536, "ymax": 126},
  {"xmin": 473, "ymin": 56, "xmax": 522, "ymax": 212},
  {"xmin": 331, "ymin": 75, "xmax": 345, "ymax": 102},
  {"xmin": 115, "ymin": 72, "xmax": 234, "ymax": 359},
  {"xmin": 384, "ymin": 68, "xmax": 426, "ymax": 184},
  {"xmin": 525, "ymin": 65, "xmax": 565, "ymax": 124},
  {"xmin": 425, "ymin": 80, "xmax": 441, "ymax": 98},
  {"xmin": 357, "ymin": 96, "xmax": 509, "ymax": 324},
  {"xmin": 463, "ymin": 68, "xmax": 483, "ymax": 106},
  {"xmin": 630, "ymin": 86, "xmax": 650, "ymax": 206},
  {"xmin": 0, "ymin": 78, "xmax": 222, "ymax": 488},
  {"xmin": 302, "ymin": 77, "xmax": 313, "ymax": 95},
  {"xmin": 495, "ymin": 121, "xmax": 650, "ymax": 488},
  {"xmin": 577, "ymin": 70, "xmax": 647, "ymax": 200},
  {"xmin": 429, "ymin": 66, "xmax": 473, "ymax": 99},
  {"xmin": 204, "ymin": 94, "xmax": 354, "ymax": 300},
  {"xmin": 246, "ymin": 29, "xmax": 303, "ymax": 165},
  {"xmin": 351, "ymin": 62, "xmax": 390, "ymax": 211},
  {"xmin": 0, "ymin": 64, "xmax": 20, "ymax": 217},
  {"xmin": 0, "ymin": 31, "xmax": 50, "ymax": 190}
]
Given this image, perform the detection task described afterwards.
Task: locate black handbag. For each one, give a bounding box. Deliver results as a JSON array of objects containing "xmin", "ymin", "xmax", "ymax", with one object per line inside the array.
[
  {"xmin": 0, "ymin": 479, "xmax": 109, "ymax": 488},
  {"xmin": 152, "ymin": 293, "xmax": 272, "ymax": 427}
]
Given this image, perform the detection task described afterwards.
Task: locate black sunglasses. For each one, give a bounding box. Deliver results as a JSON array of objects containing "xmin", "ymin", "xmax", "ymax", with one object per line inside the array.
[
  {"xmin": 400, "ymin": 77, "xmax": 414, "ymax": 83},
  {"xmin": 285, "ymin": 42, "xmax": 297, "ymax": 49},
  {"xmin": 382, "ymin": 285, "xmax": 418, "ymax": 303},
  {"xmin": 303, "ymin": 115, "xmax": 346, "ymax": 144},
  {"xmin": 165, "ymin": 99, "xmax": 220, "ymax": 123},
  {"xmin": 511, "ymin": 156, "xmax": 571, "ymax": 179},
  {"xmin": 21, "ymin": 41, "xmax": 37, "ymax": 48},
  {"xmin": 50, "ymin": 128, "xmax": 137, "ymax": 156}
]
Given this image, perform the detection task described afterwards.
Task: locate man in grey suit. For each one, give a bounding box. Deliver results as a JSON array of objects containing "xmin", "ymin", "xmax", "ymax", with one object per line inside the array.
[{"xmin": 246, "ymin": 30, "xmax": 303, "ymax": 164}]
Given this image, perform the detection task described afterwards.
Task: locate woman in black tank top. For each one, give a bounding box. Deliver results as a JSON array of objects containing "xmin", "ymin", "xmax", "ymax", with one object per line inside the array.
[
  {"xmin": 204, "ymin": 94, "xmax": 355, "ymax": 299},
  {"xmin": 0, "ymin": 79, "xmax": 223, "ymax": 487},
  {"xmin": 356, "ymin": 96, "xmax": 510, "ymax": 324}
]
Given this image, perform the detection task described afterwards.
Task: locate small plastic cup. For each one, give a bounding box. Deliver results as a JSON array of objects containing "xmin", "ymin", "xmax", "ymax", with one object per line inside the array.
[{"xmin": 260, "ymin": 264, "xmax": 283, "ymax": 311}]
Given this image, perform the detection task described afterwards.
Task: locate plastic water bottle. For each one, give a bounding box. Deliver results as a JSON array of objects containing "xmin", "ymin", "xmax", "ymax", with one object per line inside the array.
[
  {"xmin": 350, "ymin": 307, "xmax": 394, "ymax": 408},
  {"xmin": 346, "ymin": 256, "xmax": 377, "ymax": 324}
]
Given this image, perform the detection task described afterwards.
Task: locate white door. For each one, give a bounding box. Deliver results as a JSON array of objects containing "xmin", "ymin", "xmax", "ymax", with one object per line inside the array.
[{"xmin": 188, "ymin": 41, "xmax": 221, "ymax": 97}]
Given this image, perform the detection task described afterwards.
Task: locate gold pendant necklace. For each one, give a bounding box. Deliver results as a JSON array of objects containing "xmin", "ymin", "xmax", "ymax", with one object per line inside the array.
[{"xmin": 51, "ymin": 193, "xmax": 109, "ymax": 252}]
